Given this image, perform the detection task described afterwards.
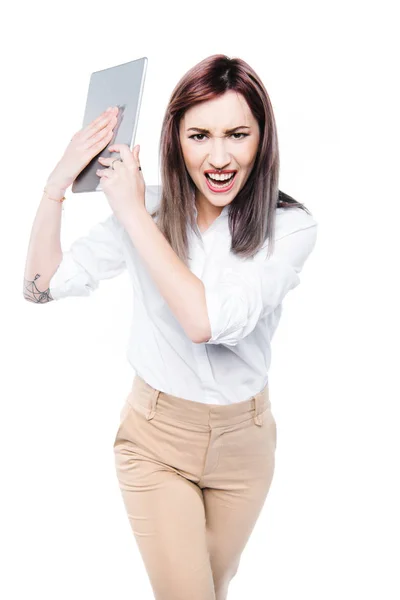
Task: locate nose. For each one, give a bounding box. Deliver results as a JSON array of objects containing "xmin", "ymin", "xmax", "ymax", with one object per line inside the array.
[{"xmin": 208, "ymin": 137, "xmax": 232, "ymax": 170}]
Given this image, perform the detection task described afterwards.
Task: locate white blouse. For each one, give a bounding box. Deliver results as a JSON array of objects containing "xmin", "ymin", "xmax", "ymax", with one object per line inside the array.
[{"xmin": 49, "ymin": 185, "xmax": 318, "ymax": 405}]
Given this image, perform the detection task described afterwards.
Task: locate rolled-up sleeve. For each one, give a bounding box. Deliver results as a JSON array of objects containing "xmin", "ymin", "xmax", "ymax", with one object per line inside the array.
[
  {"xmin": 49, "ymin": 213, "xmax": 126, "ymax": 300},
  {"xmin": 203, "ymin": 221, "xmax": 318, "ymax": 346}
]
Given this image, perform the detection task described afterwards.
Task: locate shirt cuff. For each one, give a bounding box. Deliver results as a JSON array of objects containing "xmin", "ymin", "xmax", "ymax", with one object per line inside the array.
[{"xmin": 49, "ymin": 251, "xmax": 98, "ymax": 300}]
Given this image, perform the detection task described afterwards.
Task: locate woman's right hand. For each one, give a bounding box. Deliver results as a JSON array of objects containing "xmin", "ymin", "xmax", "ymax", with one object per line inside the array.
[{"xmin": 45, "ymin": 106, "xmax": 119, "ymax": 196}]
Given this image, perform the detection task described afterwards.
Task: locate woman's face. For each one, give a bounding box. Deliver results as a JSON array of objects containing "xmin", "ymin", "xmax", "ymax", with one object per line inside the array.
[{"xmin": 179, "ymin": 90, "xmax": 260, "ymax": 211}]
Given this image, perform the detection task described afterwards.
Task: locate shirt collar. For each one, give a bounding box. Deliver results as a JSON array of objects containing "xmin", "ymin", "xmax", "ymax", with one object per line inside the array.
[{"xmin": 193, "ymin": 204, "xmax": 229, "ymax": 219}]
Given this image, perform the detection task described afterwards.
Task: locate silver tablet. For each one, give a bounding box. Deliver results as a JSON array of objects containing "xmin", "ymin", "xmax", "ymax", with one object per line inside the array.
[{"xmin": 72, "ymin": 56, "xmax": 148, "ymax": 193}]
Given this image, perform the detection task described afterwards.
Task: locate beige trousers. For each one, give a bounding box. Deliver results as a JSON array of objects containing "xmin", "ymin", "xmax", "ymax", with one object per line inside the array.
[{"xmin": 113, "ymin": 374, "xmax": 277, "ymax": 600}]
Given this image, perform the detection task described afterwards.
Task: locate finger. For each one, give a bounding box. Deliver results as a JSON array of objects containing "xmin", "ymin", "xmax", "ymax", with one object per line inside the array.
[
  {"xmin": 131, "ymin": 145, "xmax": 142, "ymax": 171},
  {"xmin": 97, "ymin": 156, "xmax": 113, "ymax": 167},
  {"xmin": 95, "ymin": 168, "xmax": 111, "ymax": 178},
  {"xmin": 87, "ymin": 113, "xmax": 117, "ymax": 142},
  {"xmin": 108, "ymin": 143, "xmax": 135, "ymax": 166}
]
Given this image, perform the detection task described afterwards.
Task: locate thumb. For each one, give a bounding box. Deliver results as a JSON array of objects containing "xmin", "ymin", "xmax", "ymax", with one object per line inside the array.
[{"xmin": 132, "ymin": 144, "xmax": 140, "ymax": 161}]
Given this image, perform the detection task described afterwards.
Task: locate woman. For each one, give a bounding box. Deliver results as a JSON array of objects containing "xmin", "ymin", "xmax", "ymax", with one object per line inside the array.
[{"xmin": 23, "ymin": 54, "xmax": 318, "ymax": 600}]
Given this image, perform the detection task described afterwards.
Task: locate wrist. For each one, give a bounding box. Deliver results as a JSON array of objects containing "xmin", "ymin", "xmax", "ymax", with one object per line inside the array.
[
  {"xmin": 43, "ymin": 184, "xmax": 67, "ymax": 203},
  {"xmin": 45, "ymin": 173, "xmax": 70, "ymax": 195}
]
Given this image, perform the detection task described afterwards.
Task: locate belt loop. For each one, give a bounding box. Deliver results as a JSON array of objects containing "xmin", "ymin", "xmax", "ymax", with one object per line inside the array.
[
  {"xmin": 253, "ymin": 395, "xmax": 263, "ymax": 426},
  {"xmin": 146, "ymin": 388, "xmax": 160, "ymax": 421}
]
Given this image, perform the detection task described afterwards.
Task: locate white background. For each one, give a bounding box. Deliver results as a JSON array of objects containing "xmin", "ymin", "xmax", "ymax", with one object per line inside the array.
[{"xmin": 2, "ymin": 0, "xmax": 399, "ymax": 598}]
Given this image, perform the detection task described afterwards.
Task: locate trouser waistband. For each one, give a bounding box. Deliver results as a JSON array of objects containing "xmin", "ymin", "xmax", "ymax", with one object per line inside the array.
[{"xmin": 129, "ymin": 375, "xmax": 271, "ymax": 428}]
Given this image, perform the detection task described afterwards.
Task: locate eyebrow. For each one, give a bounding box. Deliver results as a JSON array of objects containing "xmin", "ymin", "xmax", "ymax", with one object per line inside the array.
[{"xmin": 187, "ymin": 126, "xmax": 251, "ymax": 134}]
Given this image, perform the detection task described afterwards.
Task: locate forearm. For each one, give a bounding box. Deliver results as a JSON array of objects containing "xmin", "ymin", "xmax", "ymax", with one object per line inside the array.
[
  {"xmin": 123, "ymin": 207, "xmax": 210, "ymax": 343},
  {"xmin": 23, "ymin": 188, "xmax": 64, "ymax": 303}
]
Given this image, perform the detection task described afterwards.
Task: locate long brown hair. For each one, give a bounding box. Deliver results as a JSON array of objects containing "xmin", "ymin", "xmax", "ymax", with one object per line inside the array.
[{"xmin": 150, "ymin": 54, "xmax": 310, "ymax": 266}]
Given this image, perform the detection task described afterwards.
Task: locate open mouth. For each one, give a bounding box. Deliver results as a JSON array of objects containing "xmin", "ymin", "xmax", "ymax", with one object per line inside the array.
[{"xmin": 204, "ymin": 172, "xmax": 237, "ymax": 191}]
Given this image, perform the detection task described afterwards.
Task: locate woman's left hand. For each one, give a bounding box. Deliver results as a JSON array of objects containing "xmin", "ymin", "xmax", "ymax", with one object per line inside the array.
[{"xmin": 96, "ymin": 143, "xmax": 146, "ymax": 224}]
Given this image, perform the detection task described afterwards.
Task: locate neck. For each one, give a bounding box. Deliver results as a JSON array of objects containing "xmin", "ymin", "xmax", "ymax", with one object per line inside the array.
[{"xmin": 195, "ymin": 195, "xmax": 224, "ymax": 222}]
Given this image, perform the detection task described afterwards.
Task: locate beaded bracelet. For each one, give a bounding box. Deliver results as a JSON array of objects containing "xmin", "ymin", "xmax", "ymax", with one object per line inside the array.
[{"xmin": 43, "ymin": 187, "xmax": 66, "ymax": 203}]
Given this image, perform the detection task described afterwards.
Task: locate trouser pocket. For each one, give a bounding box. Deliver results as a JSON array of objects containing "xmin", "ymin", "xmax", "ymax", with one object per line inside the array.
[
  {"xmin": 113, "ymin": 395, "xmax": 134, "ymax": 448},
  {"xmin": 258, "ymin": 407, "xmax": 277, "ymax": 450}
]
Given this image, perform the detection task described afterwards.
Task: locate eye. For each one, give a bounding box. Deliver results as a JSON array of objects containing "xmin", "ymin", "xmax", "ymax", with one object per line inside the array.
[
  {"xmin": 231, "ymin": 133, "xmax": 249, "ymax": 140},
  {"xmin": 189, "ymin": 133, "xmax": 249, "ymax": 141},
  {"xmin": 190, "ymin": 134, "xmax": 207, "ymax": 141}
]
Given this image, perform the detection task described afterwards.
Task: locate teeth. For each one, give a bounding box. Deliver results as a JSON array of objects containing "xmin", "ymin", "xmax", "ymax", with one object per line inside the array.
[{"xmin": 207, "ymin": 172, "xmax": 235, "ymax": 181}]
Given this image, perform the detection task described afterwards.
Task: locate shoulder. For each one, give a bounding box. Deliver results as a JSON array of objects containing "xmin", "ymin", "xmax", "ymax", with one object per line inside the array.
[
  {"xmin": 274, "ymin": 206, "xmax": 318, "ymax": 240},
  {"xmin": 255, "ymin": 206, "xmax": 318, "ymax": 258}
]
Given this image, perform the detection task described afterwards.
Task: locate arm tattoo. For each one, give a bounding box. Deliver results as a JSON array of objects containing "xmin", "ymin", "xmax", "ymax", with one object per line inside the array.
[{"xmin": 23, "ymin": 273, "xmax": 54, "ymax": 303}]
